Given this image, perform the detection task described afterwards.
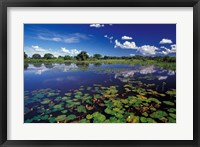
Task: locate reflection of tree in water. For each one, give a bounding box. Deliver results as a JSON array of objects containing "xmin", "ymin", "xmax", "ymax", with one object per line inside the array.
[
  {"xmin": 93, "ymin": 63, "xmax": 102, "ymax": 67},
  {"xmin": 64, "ymin": 62, "xmax": 72, "ymax": 66},
  {"xmin": 24, "ymin": 63, "xmax": 29, "ymax": 70},
  {"xmin": 33, "ymin": 63, "xmax": 42, "ymax": 68},
  {"xmin": 44, "ymin": 63, "xmax": 54, "ymax": 69},
  {"xmin": 76, "ymin": 62, "xmax": 89, "ymax": 70}
]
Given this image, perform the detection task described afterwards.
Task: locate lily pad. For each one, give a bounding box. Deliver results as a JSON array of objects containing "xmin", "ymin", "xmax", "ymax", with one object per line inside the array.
[
  {"xmin": 127, "ymin": 114, "xmax": 139, "ymax": 123},
  {"xmin": 65, "ymin": 92, "xmax": 72, "ymax": 96},
  {"xmin": 168, "ymin": 117, "xmax": 176, "ymax": 123},
  {"xmin": 104, "ymin": 108, "xmax": 113, "ymax": 115},
  {"xmin": 115, "ymin": 113, "xmax": 123, "ymax": 119},
  {"xmin": 25, "ymin": 119, "xmax": 33, "ymax": 123},
  {"xmin": 67, "ymin": 114, "xmax": 76, "ymax": 120},
  {"xmin": 147, "ymin": 98, "xmax": 161, "ymax": 104},
  {"xmin": 167, "ymin": 108, "xmax": 176, "ymax": 113},
  {"xmin": 147, "ymin": 118, "xmax": 157, "ymax": 123},
  {"xmin": 79, "ymin": 119, "xmax": 90, "ymax": 123},
  {"xmin": 33, "ymin": 115, "xmax": 41, "ymax": 121},
  {"xmin": 92, "ymin": 112, "xmax": 106, "ymax": 123},
  {"xmin": 163, "ymin": 101, "xmax": 175, "ymax": 106},
  {"xmin": 49, "ymin": 117, "xmax": 56, "ymax": 123},
  {"xmin": 53, "ymin": 104, "xmax": 63, "ymax": 109},
  {"xmin": 55, "ymin": 115, "xmax": 66, "ymax": 122},
  {"xmin": 142, "ymin": 112, "xmax": 148, "ymax": 117},
  {"xmin": 166, "ymin": 89, "xmax": 176, "ymax": 97},
  {"xmin": 86, "ymin": 114, "xmax": 93, "ymax": 120},
  {"xmin": 150, "ymin": 110, "xmax": 168, "ymax": 119},
  {"xmin": 140, "ymin": 117, "xmax": 147, "ymax": 123},
  {"xmin": 169, "ymin": 113, "xmax": 176, "ymax": 119},
  {"xmin": 41, "ymin": 99, "xmax": 51, "ymax": 104},
  {"xmin": 61, "ymin": 110, "xmax": 68, "ymax": 114},
  {"xmin": 41, "ymin": 115, "xmax": 48, "ymax": 120},
  {"xmin": 76, "ymin": 105, "xmax": 87, "ymax": 113}
]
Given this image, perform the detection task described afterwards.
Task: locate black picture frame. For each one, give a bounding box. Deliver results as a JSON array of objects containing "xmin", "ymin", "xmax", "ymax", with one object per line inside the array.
[{"xmin": 0, "ymin": 0, "xmax": 199, "ymax": 146}]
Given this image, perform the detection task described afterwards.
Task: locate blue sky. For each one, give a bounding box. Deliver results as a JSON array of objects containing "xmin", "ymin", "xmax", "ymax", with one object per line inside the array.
[{"xmin": 24, "ymin": 24, "xmax": 176, "ymax": 57}]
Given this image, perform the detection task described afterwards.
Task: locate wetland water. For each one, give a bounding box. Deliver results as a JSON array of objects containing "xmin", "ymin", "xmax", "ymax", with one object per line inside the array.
[{"xmin": 24, "ymin": 63, "xmax": 176, "ymax": 123}]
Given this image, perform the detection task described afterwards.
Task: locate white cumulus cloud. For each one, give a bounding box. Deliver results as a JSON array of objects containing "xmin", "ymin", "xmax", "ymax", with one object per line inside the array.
[
  {"xmin": 89, "ymin": 24, "xmax": 104, "ymax": 28},
  {"xmin": 31, "ymin": 45, "xmax": 47, "ymax": 52},
  {"xmin": 137, "ymin": 45, "xmax": 159, "ymax": 56},
  {"xmin": 160, "ymin": 44, "xmax": 176, "ymax": 55},
  {"xmin": 159, "ymin": 38, "xmax": 173, "ymax": 44},
  {"xmin": 121, "ymin": 36, "xmax": 133, "ymax": 40},
  {"xmin": 61, "ymin": 48, "xmax": 81, "ymax": 56},
  {"xmin": 114, "ymin": 40, "xmax": 137, "ymax": 49}
]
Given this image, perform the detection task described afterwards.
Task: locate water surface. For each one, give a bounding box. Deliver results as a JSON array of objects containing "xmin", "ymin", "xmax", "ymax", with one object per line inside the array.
[{"xmin": 24, "ymin": 63, "xmax": 176, "ymax": 123}]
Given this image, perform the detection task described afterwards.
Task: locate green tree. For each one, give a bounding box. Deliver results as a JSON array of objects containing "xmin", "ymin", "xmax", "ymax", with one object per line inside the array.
[
  {"xmin": 93, "ymin": 54, "xmax": 102, "ymax": 59},
  {"xmin": 24, "ymin": 52, "xmax": 28, "ymax": 59},
  {"xmin": 75, "ymin": 51, "xmax": 89, "ymax": 61},
  {"xmin": 58, "ymin": 56, "xmax": 63, "ymax": 59},
  {"xmin": 43, "ymin": 53, "xmax": 54, "ymax": 59},
  {"xmin": 32, "ymin": 54, "xmax": 41, "ymax": 59},
  {"xmin": 64, "ymin": 55, "xmax": 72, "ymax": 60}
]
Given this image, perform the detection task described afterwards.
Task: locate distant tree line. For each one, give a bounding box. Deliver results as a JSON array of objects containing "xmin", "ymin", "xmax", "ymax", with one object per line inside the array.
[{"xmin": 24, "ymin": 51, "xmax": 175, "ymax": 62}]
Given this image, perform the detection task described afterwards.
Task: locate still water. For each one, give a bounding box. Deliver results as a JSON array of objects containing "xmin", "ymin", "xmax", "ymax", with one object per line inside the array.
[{"xmin": 24, "ymin": 63, "xmax": 176, "ymax": 123}]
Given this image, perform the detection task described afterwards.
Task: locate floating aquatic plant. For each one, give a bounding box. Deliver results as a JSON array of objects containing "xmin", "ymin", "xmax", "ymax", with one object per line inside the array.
[
  {"xmin": 150, "ymin": 110, "xmax": 168, "ymax": 119},
  {"xmin": 163, "ymin": 101, "xmax": 175, "ymax": 106},
  {"xmin": 41, "ymin": 99, "xmax": 51, "ymax": 104},
  {"xmin": 76, "ymin": 105, "xmax": 87, "ymax": 113},
  {"xmin": 49, "ymin": 117, "xmax": 56, "ymax": 123},
  {"xmin": 25, "ymin": 119, "xmax": 33, "ymax": 123},
  {"xmin": 166, "ymin": 89, "xmax": 176, "ymax": 97},
  {"xmin": 55, "ymin": 115, "xmax": 66, "ymax": 122},
  {"xmin": 92, "ymin": 112, "xmax": 106, "ymax": 123},
  {"xmin": 127, "ymin": 114, "xmax": 139, "ymax": 123},
  {"xmin": 79, "ymin": 119, "xmax": 90, "ymax": 123},
  {"xmin": 67, "ymin": 114, "xmax": 76, "ymax": 121},
  {"xmin": 146, "ymin": 118, "xmax": 157, "ymax": 123},
  {"xmin": 61, "ymin": 110, "xmax": 68, "ymax": 114},
  {"xmin": 140, "ymin": 117, "xmax": 147, "ymax": 123},
  {"xmin": 169, "ymin": 113, "xmax": 176, "ymax": 119},
  {"xmin": 86, "ymin": 114, "xmax": 93, "ymax": 120}
]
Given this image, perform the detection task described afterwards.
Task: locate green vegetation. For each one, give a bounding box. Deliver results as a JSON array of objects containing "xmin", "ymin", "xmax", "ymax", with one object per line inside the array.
[
  {"xmin": 44, "ymin": 53, "xmax": 54, "ymax": 59},
  {"xmin": 24, "ymin": 81, "xmax": 176, "ymax": 123},
  {"xmin": 32, "ymin": 54, "xmax": 42, "ymax": 59},
  {"xmin": 24, "ymin": 52, "xmax": 28, "ymax": 59},
  {"xmin": 24, "ymin": 51, "xmax": 176, "ymax": 70},
  {"xmin": 75, "ymin": 51, "xmax": 89, "ymax": 61}
]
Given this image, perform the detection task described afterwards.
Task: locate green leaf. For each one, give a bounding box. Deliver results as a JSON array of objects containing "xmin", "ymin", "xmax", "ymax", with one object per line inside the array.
[
  {"xmin": 147, "ymin": 118, "xmax": 157, "ymax": 123},
  {"xmin": 142, "ymin": 112, "xmax": 148, "ymax": 117},
  {"xmin": 49, "ymin": 117, "xmax": 56, "ymax": 123},
  {"xmin": 163, "ymin": 101, "xmax": 175, "ymax": 106},
  {"xmin": 86, "ymin": 114, "xmax": 93, "ymax": 120},
  {"xmin": 76, "ymin": 105, "xmax": 87, "ymax": 113},
  {"xmin": 92, "ymin": 112, "xmax": 106, "ymax": 123},
  {"xmin": 169, "ymin": 113, "xmax": 176, "ymax": 119},
  {"xmin": 55, "ymin": 115, "xmax": 66, "ymax": 122},
  {"xmin": 67, "ymin": 114, "xmax": 76, "ymax": 120},
  {"xmin": 79, "ymin": 119, "xmax": 90, "ymax": 123},
  {"xmin": 150, "ymin": 110, "xmax": 168, "ymax": 119},
  {"xmin": 41, "ymin": 115, "xmax": 48, "ymax": 120},
  {"xmin": 61, "ymin": 110, "xmax": 68, "ymax": 114},
  {"xmin": 41, "ymin": 99, "xmax": 50, "ymax": 104},
  {"xmin": 140, "ymin": 117, "xmax": 147, "ymax": 123}
]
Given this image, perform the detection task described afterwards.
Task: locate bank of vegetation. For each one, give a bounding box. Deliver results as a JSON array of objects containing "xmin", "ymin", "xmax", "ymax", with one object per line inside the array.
[{"xmin": 24, "ymin": 51, "xmax": 176, "ymax": 70}]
